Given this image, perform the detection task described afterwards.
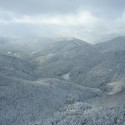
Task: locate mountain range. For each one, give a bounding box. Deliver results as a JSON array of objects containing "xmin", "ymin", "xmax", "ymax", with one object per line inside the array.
[{"xmin": 0, "ymin": 36, "xmax": 125, "ymax": 125}]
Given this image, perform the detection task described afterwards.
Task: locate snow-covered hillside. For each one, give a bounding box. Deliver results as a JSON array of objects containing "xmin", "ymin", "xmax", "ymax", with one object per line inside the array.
[
  {"xmin": 0, "ymin": 78, "xmax": 100, "ymax": 125},
  {"xmin": 0, "ymin": 36, "xmax": 125, "ymax": 125}
]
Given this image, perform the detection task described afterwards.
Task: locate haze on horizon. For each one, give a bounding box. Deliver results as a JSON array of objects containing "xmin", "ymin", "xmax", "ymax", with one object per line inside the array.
[{"xmin": 0, "ymin": 0, "xmax": 125, "ymax": 43}]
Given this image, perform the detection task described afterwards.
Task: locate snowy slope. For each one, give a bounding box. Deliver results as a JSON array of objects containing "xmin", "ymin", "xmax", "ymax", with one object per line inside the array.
[
  {"xmin": 0, "ymin": 36, "xmax": 125, "ymax": 125},
  {"xmin": 94, "ymin": 36, "xmax": 125, "ymax": 53},
  {"xmin": 0, "ymin": 78, "xmax": 101, "ymax": 125},
  {"xmin": 0, "ymin": 55, "xmax": 36, "ymax": 80}
]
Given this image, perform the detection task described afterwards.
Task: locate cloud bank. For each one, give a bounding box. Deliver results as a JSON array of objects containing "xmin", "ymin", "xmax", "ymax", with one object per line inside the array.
[{"xmin": 0, "ymin": 0, "xmax": 125, "ymax": 43}]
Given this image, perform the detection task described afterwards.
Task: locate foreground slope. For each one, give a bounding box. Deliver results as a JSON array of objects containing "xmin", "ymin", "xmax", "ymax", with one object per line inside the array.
[{"xmin": 0, "ymin": 78, "xmax": 100, "ymax": 125}]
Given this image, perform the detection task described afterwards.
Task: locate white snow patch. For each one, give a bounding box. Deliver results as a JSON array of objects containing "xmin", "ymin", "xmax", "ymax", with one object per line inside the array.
[
  {"xmin": 74, "ymin": 41, "xmax": 81, "ymax": 46},
  {"xmin": 63, "ymin": 73, "xmax": 70, "ymax": 80},
  {"xmin": 37, "ymin": 53, "xmax": 55, "ymax": 64},
  {"xmin": 107, "ymin": 80, "xmax": 125, "ymax": 95},
  {"xmin": 8, "ymin": 51, "xmax": 11, "ymax": 54}
]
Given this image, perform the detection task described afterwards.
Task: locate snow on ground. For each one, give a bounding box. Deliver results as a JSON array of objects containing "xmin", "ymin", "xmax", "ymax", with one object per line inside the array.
[
  {"xmin": 43, "ymin": 102, "xmax": 125, "ymax": 125},
  {"xmin": 73, "ymin": 41, "xmax": 81, "ymax": 46},
  {"xmin": 0, "ymin": 78, "xmax": 101, "ymax": 125},
  {"xmin": 7, "ymin": 51, "xmax": 11, "ymax": 54},
  {"xmin": 36, "ymin": 54, "xmax": 55, "ymax": 65},
  {"xmin": 63, "ymin": 73, "xmax": 70, "ymax": 80},
  {"xmin": 1, "ymin": 36, "xmax": 125, "ymax": 125},
  {"xmin": 107, "ymin": 80, "xmax": 125, "ymax": 95}
]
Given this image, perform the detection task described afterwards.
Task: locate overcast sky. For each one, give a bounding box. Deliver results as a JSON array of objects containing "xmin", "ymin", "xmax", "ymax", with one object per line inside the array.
[{"xmin": 0, "ymin": 0, "xmax": 125, "ymax": 42}]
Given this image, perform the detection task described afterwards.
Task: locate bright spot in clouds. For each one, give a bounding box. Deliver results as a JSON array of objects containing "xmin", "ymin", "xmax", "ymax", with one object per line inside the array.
[{"xmin": 0, "ymin": 10, "xmax": 97, "ymax": 26}]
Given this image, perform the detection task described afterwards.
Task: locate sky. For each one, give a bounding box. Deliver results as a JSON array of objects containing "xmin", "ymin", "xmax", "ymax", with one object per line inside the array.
[{"xmin": 0, "ymin": 0, "xmax": 125, "ymax": 43}]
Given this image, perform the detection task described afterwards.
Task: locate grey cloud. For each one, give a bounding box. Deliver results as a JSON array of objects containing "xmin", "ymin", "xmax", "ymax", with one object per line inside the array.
[
  {"xmin": 0, "ymin": 0, "xmax": 125, "ymax": 42},
  {"xmin": 0, "ymin": 0, "xmax": 125, "ymax": 19}
]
